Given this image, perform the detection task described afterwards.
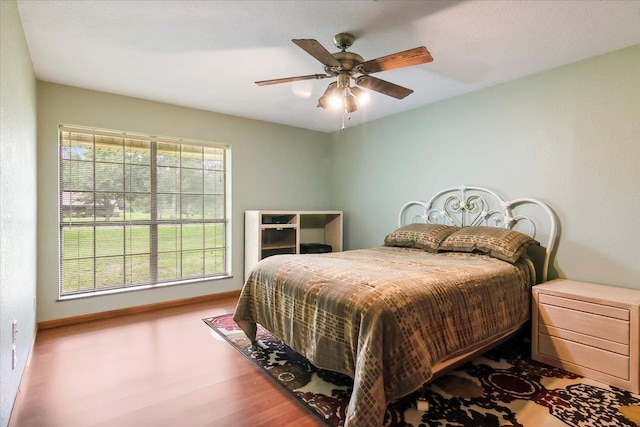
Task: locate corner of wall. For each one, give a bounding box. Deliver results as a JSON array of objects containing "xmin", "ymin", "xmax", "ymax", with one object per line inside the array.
[{"xmin": 1, "ymin": 1, "xmax": 39, "ymax": 426}]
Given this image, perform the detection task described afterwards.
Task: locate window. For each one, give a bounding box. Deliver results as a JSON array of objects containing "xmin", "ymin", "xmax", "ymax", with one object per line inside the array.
[{"xmin": 59, "ymin": 125, "xmax": 229, "ymax": 297}]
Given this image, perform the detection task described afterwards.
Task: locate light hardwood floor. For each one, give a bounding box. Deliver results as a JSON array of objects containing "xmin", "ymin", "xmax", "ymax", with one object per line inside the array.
[{"xmin": 10, "ymin": 296, "xmax": 325, "ymax": 427}]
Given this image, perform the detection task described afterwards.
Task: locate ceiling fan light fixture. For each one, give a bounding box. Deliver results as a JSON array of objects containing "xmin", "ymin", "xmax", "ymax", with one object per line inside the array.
[
  {"xmin": 317, "ymin": 82, "xmax": 338, "ymax": 109},
  {"xmin": 351, "ymin": 86, "xmax": 370, "ymax": 105},
  {"xmin": 329, "ymin": 93, "xmax": 344, "ymax": 109},
  {"xmin": 344, "ymin": 93, "xmax": 357, "ymax": 113},
  {"xmin": 337, "ymin": 73, "xmax": 350, "ymax": 89}
]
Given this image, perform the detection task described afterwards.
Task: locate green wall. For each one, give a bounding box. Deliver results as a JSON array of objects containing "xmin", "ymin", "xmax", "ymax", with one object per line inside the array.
[
  {"xmin": 37, "ymin": 83, "xmax": 331, "ymax": 322},
  {"xmin": 330, "ymin": 44, "xmax": 640, "ymax": 289},
  {"xmin": 0, "ymin": 1, "xmax": 38, "ymax": 426}
]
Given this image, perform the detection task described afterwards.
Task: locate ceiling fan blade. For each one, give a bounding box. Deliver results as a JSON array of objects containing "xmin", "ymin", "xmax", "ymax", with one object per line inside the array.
[
  {"xmin": 358, "ymin": 46, "xmax": 433, "ymax": 74},
  {"xmin": 355, "ymin": 75, "xmax": 413, "ymax": 99},
  {"xmin": 292, "ymin": 39, "xmax": 341, "ymax": 68},
  {"xmin": 255, "ymin": 74, "xmax": 332, "ymax": 86}
]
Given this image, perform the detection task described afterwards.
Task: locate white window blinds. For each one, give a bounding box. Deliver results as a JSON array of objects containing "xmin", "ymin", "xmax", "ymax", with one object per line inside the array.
[{"xmin": 59, "ymin": 125, "xmax": 229, "ymax": 296}]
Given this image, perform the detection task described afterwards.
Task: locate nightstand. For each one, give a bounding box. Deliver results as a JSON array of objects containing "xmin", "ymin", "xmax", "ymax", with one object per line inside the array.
[{"xmin": 532, "ymin": 279, "xmax": 640, "ymax": 393}]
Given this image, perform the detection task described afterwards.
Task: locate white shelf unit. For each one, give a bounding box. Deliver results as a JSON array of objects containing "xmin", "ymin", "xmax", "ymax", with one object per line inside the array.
[
  {"xmin": 532, "ymin": 278, "xmax": 640, "ymax": 393},
  {"xmin": 244, "ymin": 210, "xmax": 343, "ymax": 280}
]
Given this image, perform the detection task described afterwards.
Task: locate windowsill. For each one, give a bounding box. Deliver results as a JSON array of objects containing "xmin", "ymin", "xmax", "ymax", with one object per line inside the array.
[{"xmin": 57, "ymin": 274, "xmax": 233, "ymax": 302}]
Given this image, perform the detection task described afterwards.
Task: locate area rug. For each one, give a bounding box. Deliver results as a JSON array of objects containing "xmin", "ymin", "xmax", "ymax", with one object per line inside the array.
[{"xmin": 203, "ymin": 314, "xmax": 640, "ymax": 427}]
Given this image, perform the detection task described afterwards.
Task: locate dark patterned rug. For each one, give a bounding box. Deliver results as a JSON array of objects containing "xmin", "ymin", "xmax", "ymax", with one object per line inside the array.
[{"xmin": 203, "ymin": 314, "xmax": 640, "ymax": 427}]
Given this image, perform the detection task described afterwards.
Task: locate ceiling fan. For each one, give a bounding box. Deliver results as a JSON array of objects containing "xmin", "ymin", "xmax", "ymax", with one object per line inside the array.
[{"xmin": 255, "ymin": 32, "xmax": 433, "ymax": 114}]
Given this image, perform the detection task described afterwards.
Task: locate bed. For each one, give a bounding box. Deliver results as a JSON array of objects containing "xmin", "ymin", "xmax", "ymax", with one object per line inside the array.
[{"xmin": 234, "ymin": 185, "xmax": 557, "ymax": 427}]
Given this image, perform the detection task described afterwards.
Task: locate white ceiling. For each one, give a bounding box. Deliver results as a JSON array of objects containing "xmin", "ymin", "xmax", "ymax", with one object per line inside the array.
[{"xmin": 16, "ymin": 0, "xmax": 640, "ymax": 133}]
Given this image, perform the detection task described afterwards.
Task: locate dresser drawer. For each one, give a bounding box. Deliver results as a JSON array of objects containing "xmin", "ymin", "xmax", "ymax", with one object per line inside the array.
[
  {"xmin": 539, "ymin": 294, "xmax": 629, "ymax": 320},
  {"xmin": 538, "ymin": 302, "xmax": 629, "ymax": 345},
  {"xmin": 538, "ymin": 323, "xmax": 629, "ymax": 355},
  {"xmin": 538, "ymin": 333, "xmax": 630, "ymax": 380}
]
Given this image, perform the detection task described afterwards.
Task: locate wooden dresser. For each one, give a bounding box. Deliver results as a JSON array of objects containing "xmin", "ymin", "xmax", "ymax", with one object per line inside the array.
[{"xmin": 532, "ymin": 279, "xmax": 640, "ymax": 393}]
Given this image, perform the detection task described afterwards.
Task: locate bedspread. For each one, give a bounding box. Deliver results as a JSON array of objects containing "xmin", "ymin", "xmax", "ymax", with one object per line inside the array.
[{"xmin": 233, "ymin": 246, "xmax": 535, "ymax": 427}]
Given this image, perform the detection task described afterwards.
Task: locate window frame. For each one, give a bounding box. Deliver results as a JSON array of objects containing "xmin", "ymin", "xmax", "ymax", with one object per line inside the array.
[{"xmin": 58, "ymin": 125, "xmax": 231, "ymax": 298}]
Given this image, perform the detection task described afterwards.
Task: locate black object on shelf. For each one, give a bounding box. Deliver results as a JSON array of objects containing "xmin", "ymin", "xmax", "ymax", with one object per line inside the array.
[
  {"xmin": 300, "ymin": 243, "xmax": 332, "ymax": 254},
  {"xmin": 263, "ymin": 215, "xmax": 292, "ymax": 224}
]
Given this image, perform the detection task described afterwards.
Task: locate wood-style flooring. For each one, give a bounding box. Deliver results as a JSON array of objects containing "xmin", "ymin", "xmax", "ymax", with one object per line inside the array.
[{"xmin": 10, "ymin": 296, "xmax": 325, "ymax": 427}]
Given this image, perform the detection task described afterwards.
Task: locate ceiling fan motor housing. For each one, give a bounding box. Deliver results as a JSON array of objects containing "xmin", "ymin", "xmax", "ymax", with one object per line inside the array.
[{"xmin": 324, "ymin": 51, "xmax": 364, "ymax": 78}]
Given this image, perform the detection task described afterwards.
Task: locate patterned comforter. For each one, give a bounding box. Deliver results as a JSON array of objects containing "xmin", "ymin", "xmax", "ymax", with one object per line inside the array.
[{"xmin": 233, "ymin": 246, "xmax": 535, "ymax": 427}]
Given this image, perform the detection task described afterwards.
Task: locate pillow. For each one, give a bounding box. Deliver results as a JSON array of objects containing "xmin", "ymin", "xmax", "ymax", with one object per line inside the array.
[
  {"xmin": 384, "ymin": 223, "xmax": 459, "ymax": 253},
  {"xmin": 440, "ymin": 226, "xmax": 538, "ymax": 263}
]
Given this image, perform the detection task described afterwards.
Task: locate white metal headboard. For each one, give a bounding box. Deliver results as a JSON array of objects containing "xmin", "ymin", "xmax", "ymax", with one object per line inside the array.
[{"xmin": 398, "ymin": 185, "xmax": 557, "ymax": 282}]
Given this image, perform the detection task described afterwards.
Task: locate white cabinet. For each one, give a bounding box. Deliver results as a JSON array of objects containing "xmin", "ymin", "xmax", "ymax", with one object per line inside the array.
[
  {"xmin": 244, "ymin": 210, "xmax": 343, "ymax": 280},
  {"xmin": 532, "ymin": 279, "xmax": 640, "ymax": 393}
]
